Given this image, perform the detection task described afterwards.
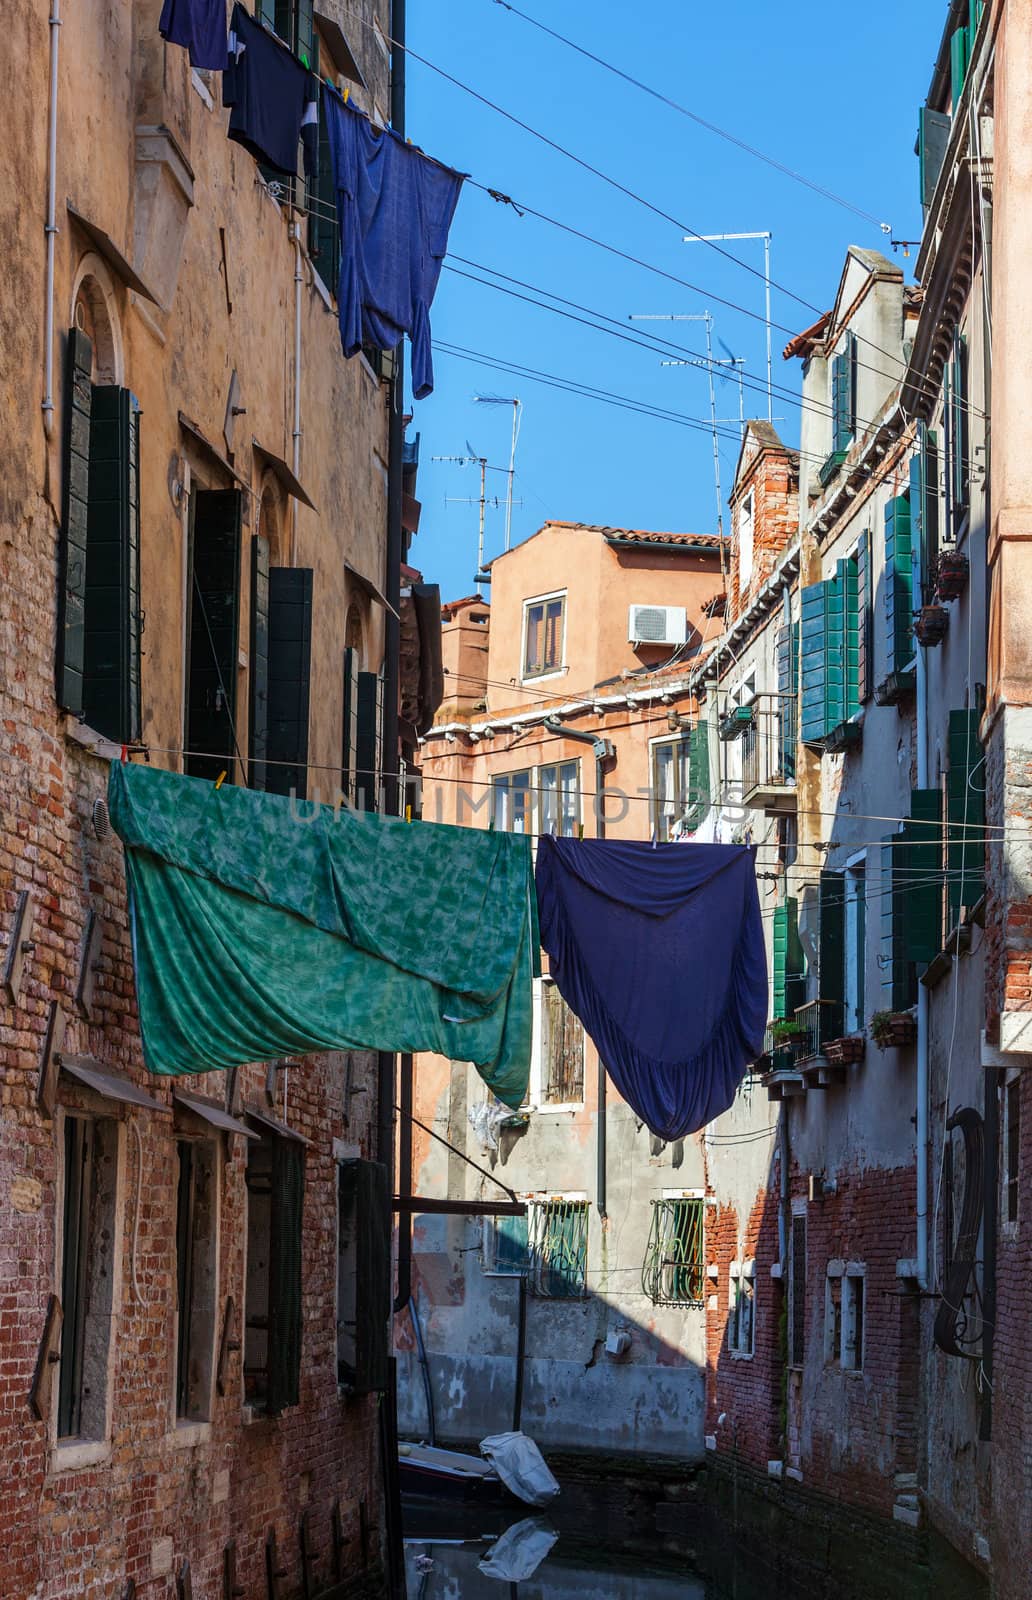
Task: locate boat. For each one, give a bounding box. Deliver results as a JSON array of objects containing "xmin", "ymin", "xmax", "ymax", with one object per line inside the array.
[{"xmin": 398, "ymin": 1441, "xmax": 507, "ymax": 1502}]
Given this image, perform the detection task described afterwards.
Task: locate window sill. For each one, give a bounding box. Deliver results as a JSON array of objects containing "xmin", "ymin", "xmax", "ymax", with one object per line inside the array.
[
  {"xmin": 1000, "ymin": 1220, "xmax": 1019, "ymax": 1242},
  {"xmin": 168, "ymin": 1419, "xmax": 213, "ymax": 1448},
  {"xmin": 521, "ymin": 668, "xmax": 567, "ymax": 687},
  {"xmin": 730, "ymin": 1350, "xmax": 754, "ymax": 1362},
  {"xmin": 530, "ymin": 1102, "xmax": 585, "ymax": 1115},
  {"xmin": 51, "ymin": 1437, "xmax": 110, "ymax": 1473},
  {"xmin": 65, "ymin": 721, "xmax": 122, "ymax": 761}
]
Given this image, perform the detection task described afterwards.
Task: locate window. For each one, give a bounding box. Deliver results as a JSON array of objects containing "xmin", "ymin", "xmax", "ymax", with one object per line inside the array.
[
  {"xmin": 844, "ymin": 859, "xmax": 866, "ymax": 1034},
  {"xmin": 884, "ymin": 494, "xmax": 915, "ymax": 678},
  {"xmin": 492, "ymin": 770, "xmax": 532, "ymax": 833},
  {"xmin": 728, "ymin": 1262, "xmax": 755, "ymax": 1356},
  {"xmin": 528, "ymin": 1197, "xmax": 588, "ymax": 1298},
  {"xmin": 540, "ymin": 760, "xmax": 579, "ymax": 838},
  {"xmin": 651, "ymin": 728, "xmax": 709, "ymax": 841},
  {"xmin": 738, "ymin": 492, "xmax": 755, "ymax": 591},
  {"xmin": 58, "ymin": 1115, "xmax": 120, "ymax": 1441},
  {"xmin": 246, "ymin": 534, "xmax": 314, "ymax": 798},
  {"xmin": 257, "ymin": 0, "xmax": 315, "ymax": 63},
  {"xmin": 820, "ymin": 332, "xmax": 857, "ymax": 485},
  {"xmin": 174, "ymin": 1139, "xmax": 219, "ymax": 1423},
  {"xmin": 482, "ymin": 1211, "xmax": 532, "ymax": 1276},
  {"xmin": 542, "ymin": 980, "xmax": 584, "ymax": 1105},
  {"xmin": 799, "ymin": 555, "xmax": 861, "ymax": 749},
  {"xmin": 244, "ymin": 1126, "xmax": 305, "ymax": 1413},
  {"xmin": 772, "ymin": 897, "xmax": 805, "ymax": 1021},
  {"xmin": 825, "ymin": 1264, "xmax": 864, "ymax": 1371},
  {"xmin": 788, "ymin": 1213, "xmax": 806, "ymax": 1369},
  {"xmin": 337, "ymin": 1159, "xmax": 391, "ymax": 1393},
  {"xmin": 57, "ymin": 329, "xmax": 142, "ymax": 744},
  {"xmin": 1004, "ymin": 1077, "xmax": 1021, "ymax": 1228},
  {"xmin": 523, "ymin": 594, "xmax": 565, "ymax": 679},
  {"xmin": 186, "ymin": 490, "xmax": 242, "ymax": 784},
  {"xmin": 641, "ymin": 1197, "xmax": 705, "ymax": 1306}
]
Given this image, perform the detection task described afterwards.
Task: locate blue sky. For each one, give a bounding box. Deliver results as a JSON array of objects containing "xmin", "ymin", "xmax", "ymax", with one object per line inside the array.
[{"xmin": 405, "ymin": 0, "xmax": 945, "ymax": 601}]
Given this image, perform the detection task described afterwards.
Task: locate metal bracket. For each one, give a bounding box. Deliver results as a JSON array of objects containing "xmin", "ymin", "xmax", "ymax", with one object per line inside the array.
[
  {"xmin": 28, "ymin": 1294, "xmax": 62, "ymax": 1421},
  {"xmin": 2, "ymin": 890, "xmax": 35, "ymax": 1005},
  {"xmin": 75, "ymin": 909, "xmax": 104, "ymax": 1019},
  {"xmin": 36, "ymin": 1002, "xmax": 67, "ymax": 1118}
]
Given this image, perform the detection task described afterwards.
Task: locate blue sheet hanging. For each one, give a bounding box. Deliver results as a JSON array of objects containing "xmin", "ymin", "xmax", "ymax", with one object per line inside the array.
[{"xmin": 535, "ymin": 837, "xmax": 767, "ymax": 1140}]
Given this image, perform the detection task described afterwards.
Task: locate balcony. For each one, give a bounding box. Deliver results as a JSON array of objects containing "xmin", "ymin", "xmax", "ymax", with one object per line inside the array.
[
  {"xmin": 794, "ymin": 999, "xmax": 848, "ymax": 1088},
  {"xmin": 741, "ymin": 716, "xmax": 797, "ymax": 816}
]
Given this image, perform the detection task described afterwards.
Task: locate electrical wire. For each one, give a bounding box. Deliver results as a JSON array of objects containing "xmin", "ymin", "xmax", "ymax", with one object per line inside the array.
[{"xmin": 490, "ymin": 0, "xmax": 891, "ymax": 232}]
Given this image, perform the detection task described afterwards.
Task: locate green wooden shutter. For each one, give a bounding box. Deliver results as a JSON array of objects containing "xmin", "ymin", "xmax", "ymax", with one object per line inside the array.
[
  {"xmin": 839, "ymin": 555, "xmax": 860, "ymax": 721},
  {"xmin": 342, "ymin": 646, "xmax": 359, "ymax": 801},
  {"xmin": 83, "ymin": 385, "xmax": 142, "ymax": 744},
  {"xmin": 355, "ymin": 670, "xmax": 381, "ymax": 812},
  {"xmin": 249, "ymin": 535, "xmax": 270, "ymax": 790},
  {"xmin": 881, "ymin": 836, "xmax": 914, "ymax": 1011},
  {"xmin": 685, "ymin": 721, "xmax": 710, "ymax": 828},
  {"xmin": 776, "ymin": 621, "xmax": 798, "ymax": 778},
  {"xmin": 905, "ymin": 788, "xmax": 944, "ymax": 964},
  {"xmin": 772, "ymin": 903, "xmax": 788, "ymax": 1020},
  {"xmin": 910, "ymin": 424, "xmax": 940, "ymax": 599},
  {"xmin": 58, "ymin": 330, "xmax": 93, "ymax": 716},
  {"xmin": 267, "ymin": 1137, "xmax": 304, "ymax": 1415},
  {"xmin": 257, "ymin": 0, "xmax": 277, "ymax": 28},
  {"xmin": 832, "ymin": 349, "xmax": 851, "ymax": 455},
  {"xmin": 186, "ymin": 490, "xmax": 242, "ymax": 782},
  {"xmin": 340, "ymin": 1159, "xmax": 390, "ymax": 1395},
  {"xmin": 946, "ymin": 709, "xmax": 985, "ymax": 930},
  {"xmin": 824, "ymin": 567, "xmax": 846, "ymax": 734},
  {"xmin": 950, "ymin": 332, "xmax": 969, "ymax": 528},
  {"xmin": 856, "ymin": 529, "xmax": 872, "ymax": 704},
  {"xmin": 772, "ymin": 896, "xmax": 803, "ymax": 1019},
  {"xmin": 950, "ymin": 25, "xmax": 970, "ymax": 110},
  {"xmin": 884, "ymin": 495, "xmax": 914, "ymax": 673},
  {"xmin": 266, "ymin": 566, "xmax": 313, "ymax": 799},
  {"xmin": 800, "ymin": 582, "xmax": 829, "ymax": 744},
  {"xmin": 918, "ymin": 106, "xmax": 951, "ymax": 210},
  {"xmin": 819, "ymin": 870, "xmax": 845, "ymax": 1006}
]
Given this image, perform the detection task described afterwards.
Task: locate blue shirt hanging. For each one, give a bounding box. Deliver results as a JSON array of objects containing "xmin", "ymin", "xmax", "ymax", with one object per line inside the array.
[
  {"xmin": 323, "ymin": 89, "xmax": 464, "ymax": 398},
  {"xmin": 535, "ymin": 837, "xmax": 768, "ymax": 1141},
  {"xmin": 224, "ymin": 4, "xmax": 318, "ymax": 179},
  {"xmin": 159, "ymin": 0, "xmax": 228, "ymax": 70}
]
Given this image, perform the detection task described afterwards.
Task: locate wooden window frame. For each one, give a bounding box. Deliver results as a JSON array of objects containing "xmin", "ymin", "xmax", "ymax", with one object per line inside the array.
[{"xmin": 521, "ymin": 592, "xmax": 566, "ymax": 682}]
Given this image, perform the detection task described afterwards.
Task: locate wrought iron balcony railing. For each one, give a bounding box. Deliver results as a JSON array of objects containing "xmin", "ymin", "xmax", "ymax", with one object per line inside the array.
[{"xmin": 741, "ymin": 713, "xmax": 797, "ymax": 815}]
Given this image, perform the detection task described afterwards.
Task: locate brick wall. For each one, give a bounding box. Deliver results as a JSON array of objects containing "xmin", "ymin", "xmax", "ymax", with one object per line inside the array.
[{"xmin": 728, "ymin": 435, "xmax": 799, "ymax": 624}]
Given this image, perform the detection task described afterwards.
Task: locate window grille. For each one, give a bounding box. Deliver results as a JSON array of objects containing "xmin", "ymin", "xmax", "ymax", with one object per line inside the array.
[
  {"xmin": 728, "ymin": 1270, "xmax": 755, "ymax": 1355},
  {"xmin": 641, "ymin": 1198, "xmax": 705, "ymax": 1307},
  {"xmin": 528, "ymin": 1198, "xmax": 588, "ymax": 1298}
]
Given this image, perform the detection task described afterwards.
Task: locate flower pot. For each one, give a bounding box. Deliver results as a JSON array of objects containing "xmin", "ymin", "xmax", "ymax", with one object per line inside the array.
[
  {"xmin": 871, "ymin": 1013, "xmax": 917, "ymax": 1048},
  {"xmin": 824, "ymin": 1035, "xmax": 866, "ymax": 1066},
  {"xmin": 914, "ymin": 605, "xmax": 949, "ymax": 647},
  {"xmin": 935, "ymin": 552, "xmax": 969, "ymax": 602}
]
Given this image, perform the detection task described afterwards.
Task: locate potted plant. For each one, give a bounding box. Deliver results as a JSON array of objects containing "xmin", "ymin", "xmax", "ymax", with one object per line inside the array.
[
  {"xmin": 824, "ymin": 1034, "xmax": 866, "ymax": 1066},
  {"xmin": 935, "ymin": 550, "xmax": 969, "ymax": 602},
  {"xmin": 771, "ymin": 1017, "xmax": 807, "ymax": 1045},
  {"xmin": 913, "ymin": 604, "xmax": 949, "ymax": 647},
  {"xmin": 870, "ymin": 1010, "xmax": 918, "ymax": 1048}
]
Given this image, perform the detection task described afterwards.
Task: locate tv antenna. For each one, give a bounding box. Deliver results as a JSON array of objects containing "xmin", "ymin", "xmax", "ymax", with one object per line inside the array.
[
  {"xmin": 682, "ymin": 230, "xmax": 773, "ymax": 422},
  {"xmin": 432, "ymin": 445, "xmax": 523, "ymax": 592},
  {"xmin": 473, "ymin": 395, "xmax": 522, "ymax": 552}
]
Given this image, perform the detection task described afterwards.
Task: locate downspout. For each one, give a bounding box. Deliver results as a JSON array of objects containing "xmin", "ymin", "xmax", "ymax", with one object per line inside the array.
[
  {"xmin": 915, "ymin": 581, "xmax": 930, "ymax": 1290},
  {"xmin": 289, "ymin": 218, "xmax": 304, "ymax": 564},
  {"xmin": 543, "ymin": 719, "xmax": 614, "ymax": 1218},
  {"xmin": 42, "ymin": 0, "xmax": 62, "ymax": 436}
]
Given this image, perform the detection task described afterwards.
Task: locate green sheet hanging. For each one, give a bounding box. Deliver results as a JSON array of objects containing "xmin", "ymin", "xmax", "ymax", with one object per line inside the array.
[{"xmin": 108, "ymin": 763, "xmax": 535, "ymax": 1107}]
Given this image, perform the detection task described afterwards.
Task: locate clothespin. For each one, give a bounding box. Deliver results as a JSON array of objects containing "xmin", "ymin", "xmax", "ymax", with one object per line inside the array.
[
  {"xmin": 120, "ymin": 744, "xmax": 128, "ymax": 764},
  {"xmin": 405, "ymin": 803, "xmax": 412, "ymax": 823},
  {"xmin": 343, "ymin": 85, "xmax": 350, "ymax": 103},
  {"xmin": 215, "ymin": 770, "xmax": 227, "ymax": 790}
]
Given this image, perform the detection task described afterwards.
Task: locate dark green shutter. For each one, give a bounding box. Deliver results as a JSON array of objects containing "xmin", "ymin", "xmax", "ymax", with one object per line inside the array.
[
  {"xmin": 256, "ymin": 0, "xmax": 277, "ymax": 28},
  {"xmin": 340, "ymin": 1159, "xmax": 390, "ymax": 1394},
  {"xmin": 950, "ymin": 332, "xmax": 969, "ymax": 529},
  {"xmin": 772, "ymin": 896, "xmax": 803, "ymax": 1020},
  {"xmin": 824, "ymin": 567, "xmax": 846, "ymax": 734},
  {"xmin": 884, "ymin": 495, "xmax": 914, "ymax": 673},
  {"xmin": 685, "ymin": 721, "xmax": 710, "ymax": 828},
  {"xmin": 918, "ymin": 106, "xmax": 951, "ymax": 210},
  {"xmin": 839, "ymin": 554, "xmax": 860, "ymax": 722},
  {"xmin": 267, "ymin": 1138, "xmax": 304, "ymax": 1415},
  {"xmin": 904, "ymin": 788, "xmax": 944, "ymax": 964},
  {"xmin": 832, "ymin": 350, "xmax": 850, "ymax": 455},
  {"xmin": 58, "ymin": 330, "xmax": 93, "ymax": 716},
  {"xmin": 308, "ymin": 44, "xmax": 341, "ymax": 290},
  {"xmin": 950, "ymin": 25, "xmax": 970, "ymax": 110},
  {"xmin": 819, "ymin": 870, "xmax": 845, "ymax": 1006},
  {"xmin": 186, "ymin": 490, "xmax": 242, "ymax": 782},
  {"xmin": 910, "ymin": 424, "xmax": 940, "ymax": 599},
  {"xmin": 776, "ymin": 621, "xmax": 798, "ymax": 779},
  {"xmin": 266, "ymin": 566, "xmax": 313, "ymax": 799},
  {"xmin": 355, "ymin": 671, "xmax": 381, "ymax": 812},
  {"xmin": 772, "ymin": 903, "xmax": 788, "ymax": 1020},
  {"xmin": 249, "ymin": 535, "xmax": 270, "ymax": 790},
  {"xmin": 800, "ymin": 582, "xmax": 829, "ymax": 744},
  {"xmin": 83, "ymin": 385, "xmax": 142, "ymax": 744},
  {"xmin": 342, "ymin": 646, "xmax": 359, "ymax": 801},
  {"xmin": 856, "ymin": 529, "xmax": 872, "ymax": 704},
  {"xmin": 946, "ymin": 709, "xmax": 985, "ymax": 930},
  {"xmin": 881, "ymin": 836, "xmax": 915, "ymax": 1011}
]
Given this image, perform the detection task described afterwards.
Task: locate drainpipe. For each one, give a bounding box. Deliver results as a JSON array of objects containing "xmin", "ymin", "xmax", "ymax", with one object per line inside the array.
[
  {"xmin": 289, "ymin": 218, "xmax": 304, "ymax": 564},
  {"xmin": 42, "ymin": 0, "xmax": 62, "ymax": 436},
  {"xmin": 915, "ymin": 587, "xmax": 930, "ymax": 1290},
  {"xmin": 543, "ymin": 719, "xmax": 614, "ymax": 1217}
]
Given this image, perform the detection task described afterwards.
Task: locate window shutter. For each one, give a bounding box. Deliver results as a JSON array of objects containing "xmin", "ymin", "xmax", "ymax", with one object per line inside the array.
[
  {"xmin": 884, "ymin": 495, "xmax": 914, "ymax": 674},
  {"xmin": 950, "ymin": 24, "xmax": 970, "ymax": 110},
  {"xmin": 266, "ymin": 566, "xmax": 313, "ymax": 799},
  {"xmin": 856, "ymin": 529, "xmax": 872, "ymax": 704},
  {"xmin": 839, "ymin": 555, "xmax": 860, "ymax": 721},
  {"xmin": 341, "ymin": 647, "xmax": 359, "ymax": 802},
  {"xmin": 918, "ymin": 107, "xmax": 951, "ymax": 210},
  {"xmin": 686, "ymin": 721, "xmax": 710, "ymax": 828},
  {"xmin": 249, "ymin": 535, "xmax": 270, "ymax": 790},
  {"xmin": 308, "ymin": 59, "xmax": 341, "ymax": 291},
  {"xmin": 881, "ymin": 836, "xmax": 914, "ymax": 1011},
  {"xmin": 950, "ymin": 332, "xmax": 969, "ymax": 529},
  {"xmin": 340, "ymin": 1159, "xmax": 390, "ymax": 1395},
  {"xmin": 84, "ymin": 386, "xmax": 142, "ymax": 743},
  {"xmin": 295, "ymin": 0, "xmax": 314, "ymax": 63},
  {"xmin": 776, "ymin": 622, "xmax": 798, "ymax": 779},
  {"xmin": 946, "ymin": 709, "xmax": 985, "ymax": 930},
  {"xmin": 905, "ymin": 788, "xmax": 944, "ymax": 964},
  {"xmin": 910, "ymin": 424, "xmax": 940, "ymax": 599},
  {"xmin": 772, "ymin": 903, "xmax": 788, "ymax": 1020},
  {"xmin": 267, "ymin": 1138, "xmax": 304, "ymax": 1415},
  {"xmin": 187, "ymin": 490, "xmax": 242, "ymax": 782},
  {"xmin": 355, "ymin": 671, "xmax": 381, "ymax": 812},
  {"xmin": 57, "ymin": 329, "xmax": 93, "ymax": 717},
  {"xmin": 831, "ymin": 351, "xmax": 850, "ymax": 455},
  {"xmin": 818, "ymin": 870, "xmax": 845, "ymax": 1006},
  {"xmin": 824, "ymin": 567, "xmax": 845, "ymax": 734},
  {"xmin": 800, "ymin": 582, "xmax": 828, "ymax": 744}
]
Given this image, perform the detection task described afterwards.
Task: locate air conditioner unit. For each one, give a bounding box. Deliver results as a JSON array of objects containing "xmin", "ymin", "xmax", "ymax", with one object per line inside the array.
[{"xmin": 628, "ymin": 604, "xmax": 687, "ymax": 646}]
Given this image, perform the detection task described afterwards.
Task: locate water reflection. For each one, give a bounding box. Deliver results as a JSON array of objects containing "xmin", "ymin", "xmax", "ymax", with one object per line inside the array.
[{"xmin": 404, "ymin": 1527, "xmax": 704, "ymax": 1600}]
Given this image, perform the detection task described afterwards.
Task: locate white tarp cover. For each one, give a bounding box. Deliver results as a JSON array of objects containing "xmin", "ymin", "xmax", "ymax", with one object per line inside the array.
[
  {"xmin": 478, "ymin": 1517, "xmax": 559, "ymax": 1580},
  {"xmin": 479, "ymin": 1431, "xmax": 560, "ymax": 1506}
]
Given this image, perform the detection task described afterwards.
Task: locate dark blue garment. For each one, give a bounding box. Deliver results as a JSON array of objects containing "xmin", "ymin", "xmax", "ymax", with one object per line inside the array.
[
  {"xmin": 223, "ymin": 4, "xmax": 318, "ymax": 179},
  {"xmin": 159, "ymin": 0, "xmax": 228, "ymax": 70},
  {"xmin": 324, "ymin": 89, "xmax": 464, "ymax": 399},
  {"xmin": 536, "ymin": 838, "xmax": 767, "ymax": 1141}
]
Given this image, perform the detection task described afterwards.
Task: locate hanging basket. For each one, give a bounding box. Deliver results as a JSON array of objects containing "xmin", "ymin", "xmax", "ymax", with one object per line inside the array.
[
  {"xmin": 914, "ymin": 605, "xmax": 949, "ymax": 647},
  {"xmin": 934, "ymin": 551, "xmax": 969, "ymax": 602}
]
